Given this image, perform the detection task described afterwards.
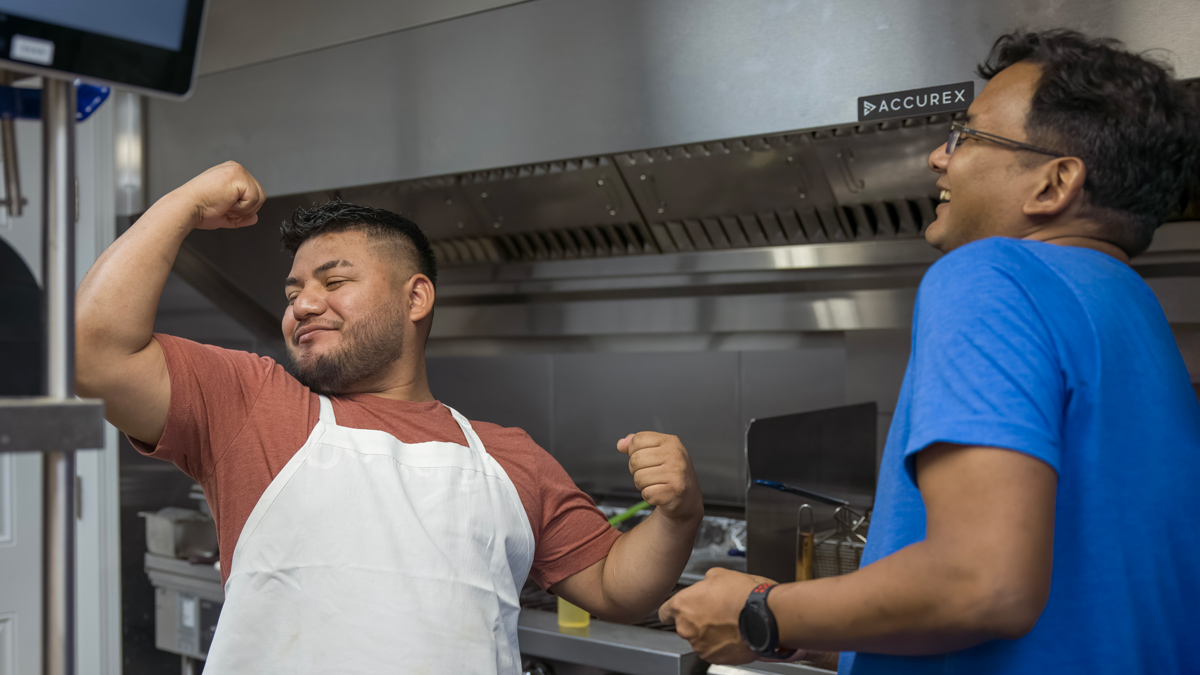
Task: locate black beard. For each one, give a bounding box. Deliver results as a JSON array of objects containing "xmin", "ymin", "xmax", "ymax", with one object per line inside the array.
[{"xmin": 286, "ymin": 303, "xmax": 406, "ymax": 395}]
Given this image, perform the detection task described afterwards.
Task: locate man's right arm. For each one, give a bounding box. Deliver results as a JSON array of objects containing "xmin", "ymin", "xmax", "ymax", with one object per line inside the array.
[{"xmin": 75, "ymin": 161, "xmax": 266, "ymax": 445}]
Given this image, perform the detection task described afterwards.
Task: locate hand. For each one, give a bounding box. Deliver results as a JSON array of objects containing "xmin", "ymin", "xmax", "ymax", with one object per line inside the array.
[
  {"xmin": 659, "ymin": 568, "xmax": 773, "ymax": 665},
  {"xmin": 169, "ymin": 161, "xmax": 266, "ymax": 231},
  {"xmin": 617, "ymin": 432, "xmax": 703, "ymax": 523}
]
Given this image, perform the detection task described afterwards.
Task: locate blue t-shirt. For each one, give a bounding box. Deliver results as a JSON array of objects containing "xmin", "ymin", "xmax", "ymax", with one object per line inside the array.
[{"xmin": 841, "ymin": 237, "xmax": 1200, "ymax": 675}]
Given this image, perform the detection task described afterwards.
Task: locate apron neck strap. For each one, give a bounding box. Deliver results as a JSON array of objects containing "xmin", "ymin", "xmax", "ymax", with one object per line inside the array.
[
  {"xmin": 443, "ymin": 405, "xmax": 485, "ymax": 454},
  {"xmin": 317, "ymin": 395, "xmax": 337, "ymax": 425}
]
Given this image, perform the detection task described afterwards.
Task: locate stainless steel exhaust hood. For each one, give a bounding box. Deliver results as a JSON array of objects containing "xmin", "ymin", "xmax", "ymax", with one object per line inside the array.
[
  {"xmin": 336, "ymin": 117, "xmax": 949, "ymax": 266},
  {"xmin": 154, "ymin": 0, "xmax": 1200, "ymax": 351}
]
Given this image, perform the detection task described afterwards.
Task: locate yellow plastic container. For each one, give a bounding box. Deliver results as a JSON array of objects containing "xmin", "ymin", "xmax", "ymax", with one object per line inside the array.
[{"xmin": 557, "ymin": 596, "xmax": 590, "ymax": 629}]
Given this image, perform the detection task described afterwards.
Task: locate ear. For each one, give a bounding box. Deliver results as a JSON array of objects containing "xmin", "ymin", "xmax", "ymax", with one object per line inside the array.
[
  {"xmin": 1023, "ymin": 156, "xmax": 1087, "ymax": 218},
  {"xmin": 406, "ymin": 274, "xmax": 435, "ymax": 323}
]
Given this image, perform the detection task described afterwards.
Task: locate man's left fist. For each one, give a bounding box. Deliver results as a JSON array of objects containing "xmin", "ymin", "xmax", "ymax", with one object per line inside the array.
[{"xmin": 617, "ymin": 432, "xmax": 703, "ymax": 523}]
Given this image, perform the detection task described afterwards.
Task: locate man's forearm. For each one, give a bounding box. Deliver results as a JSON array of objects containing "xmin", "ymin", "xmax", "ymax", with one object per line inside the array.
[
  {"xmin": 771, "ymin": 541, "xmax": 1023, "ymax": 655},
  {"xmin": 76, "ymin": 195, "xmax": 196, "ymax": 367},
  {"xmin": 596, "ymin": 510, "xmax": 701, "ymax": 622}
]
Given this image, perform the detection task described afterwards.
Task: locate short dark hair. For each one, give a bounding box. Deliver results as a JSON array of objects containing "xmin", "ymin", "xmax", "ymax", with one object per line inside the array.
[
  {"xmin": 281, "ymin": 200, "xmax": 438, "ymax": 286},
  {"xmin": 978, "ymin": 30, "xmax": 1200, "ymax": 256}
]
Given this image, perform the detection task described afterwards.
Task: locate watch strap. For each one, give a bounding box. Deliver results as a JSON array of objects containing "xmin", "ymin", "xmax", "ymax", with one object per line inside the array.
[{"xmin": 741, "ymin": 583, "xmax": 796, "ymax": 659}]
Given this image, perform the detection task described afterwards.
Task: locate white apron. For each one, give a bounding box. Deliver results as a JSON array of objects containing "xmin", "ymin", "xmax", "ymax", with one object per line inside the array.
[{"xmin": 203, "ymin": 395, "xmax": 535, "ymax": 674}]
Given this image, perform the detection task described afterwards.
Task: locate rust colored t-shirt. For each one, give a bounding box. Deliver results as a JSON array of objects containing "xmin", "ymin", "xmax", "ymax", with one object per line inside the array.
[{"xmin": 131, "ymin": 334, "xmax": 621, "ymax": 589}]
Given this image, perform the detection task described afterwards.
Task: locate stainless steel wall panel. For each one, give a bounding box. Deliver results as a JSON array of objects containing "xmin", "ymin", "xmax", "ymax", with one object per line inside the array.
[
  {"xmin": 844, "ymin": 329, "xmax": 913, "ymax": 462},
  {"xmin": 739, "ymin": 345, "xmax": 848, "ymax": 428},
  {"xmin": 426, "ymin": 354, "xmax": 555, "ymax": 450},
  {"xmin": 552, "ymin": 352, "xmax": 743, "ymax": 504},
  {"xmin": 1143, "ymin": 278, "xmax": 1200, "ymax": 324},
  {"xmin": 844, "ymin": 330, "xmax": 911, "ymax": 413},
  {"xmin": 1173, "ymin": 325, "xmax": 1200, "ymax": 384}
]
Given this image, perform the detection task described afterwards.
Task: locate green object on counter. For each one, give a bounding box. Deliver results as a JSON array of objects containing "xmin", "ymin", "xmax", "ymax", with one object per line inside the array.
[{"xmin": 607, "ymin": 501, "xmax": 650, "ymax": 527}]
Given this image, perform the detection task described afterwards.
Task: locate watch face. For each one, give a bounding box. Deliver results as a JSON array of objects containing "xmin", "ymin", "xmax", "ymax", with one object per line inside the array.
[{"xmin": 738, "ymin": 605, "xmax": 771, "ymax": 651}]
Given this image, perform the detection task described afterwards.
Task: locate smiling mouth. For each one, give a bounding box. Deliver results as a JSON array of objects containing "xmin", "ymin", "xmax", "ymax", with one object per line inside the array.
[
  {"xmin": 293, "ymin": 323, "xmax": 339, "ymax": 345},
  {"xmin": 297, "ymin": 329, "xmax": 330, "ymax": 345},
  {"xmin": 939, "ymin": 189, "xmax": 951, "ymax": 202}
]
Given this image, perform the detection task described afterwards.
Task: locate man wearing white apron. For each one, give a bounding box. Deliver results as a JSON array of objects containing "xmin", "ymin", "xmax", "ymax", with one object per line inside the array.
[{"xmin": 77, "ymin": 163, "xmax": 705, "ymax": 673}]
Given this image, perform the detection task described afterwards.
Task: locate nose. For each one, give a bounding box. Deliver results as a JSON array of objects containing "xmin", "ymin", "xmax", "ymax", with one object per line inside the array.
[
  {"xmin": 290, "ymin": 284, "xmax": 326, "ymax": 322},
  {"xmin": 929, "ymin": 138, "xmax": 950, "ymax": 175}
]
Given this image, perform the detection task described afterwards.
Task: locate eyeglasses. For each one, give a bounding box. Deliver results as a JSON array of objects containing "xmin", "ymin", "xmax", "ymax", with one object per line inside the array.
[{"xmin": 946, "ymin": 121, "xmax": 1065, "ymax": 158}]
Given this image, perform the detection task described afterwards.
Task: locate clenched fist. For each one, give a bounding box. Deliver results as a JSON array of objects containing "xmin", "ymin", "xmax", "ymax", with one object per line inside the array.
[
  {"xmin": 617, "ymin": 432, "xmax": 703, "ymax": 523},
  {"xmin": 169, "ymin": 161, "xmax": 267, "ymax": 231},
  {"xmin": 659, "ymin": 568, "xmax": 775, "ymax": 665}
]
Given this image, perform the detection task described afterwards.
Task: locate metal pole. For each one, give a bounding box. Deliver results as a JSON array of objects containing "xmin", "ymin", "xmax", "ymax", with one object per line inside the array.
[
  {"xmin": 1, "ymin": 117, "xmax": 23, "ymax": 216},
  {"xmin": 0, "ymin": 70, "xmax": 25, "ymax": 218},
  {"xmin": 41, "ymin": 77, "xmax": 77, "ymax": 675}
]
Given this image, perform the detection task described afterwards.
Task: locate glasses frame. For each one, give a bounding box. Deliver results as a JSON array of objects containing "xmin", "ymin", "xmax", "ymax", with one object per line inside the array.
[{"xmin": 947, "ymin": 121, "xmax": 1065, "ymax": 158}]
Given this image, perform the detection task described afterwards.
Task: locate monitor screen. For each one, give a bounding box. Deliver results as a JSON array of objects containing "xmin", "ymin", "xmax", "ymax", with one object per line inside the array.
[{"xmin": 0, "ymin": 0, "xmax": 206, "ymax": 98}]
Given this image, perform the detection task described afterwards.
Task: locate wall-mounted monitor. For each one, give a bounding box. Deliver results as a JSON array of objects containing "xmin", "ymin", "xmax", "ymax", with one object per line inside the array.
[{"xmin": 0, "ymin": 0, "xmax": 207, "ymax": 98}]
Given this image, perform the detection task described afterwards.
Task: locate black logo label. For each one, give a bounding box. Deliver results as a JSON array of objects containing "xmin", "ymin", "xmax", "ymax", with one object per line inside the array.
[{"xmin": 858, "ymin": 82, "xmax": 974, "ymax": 122}]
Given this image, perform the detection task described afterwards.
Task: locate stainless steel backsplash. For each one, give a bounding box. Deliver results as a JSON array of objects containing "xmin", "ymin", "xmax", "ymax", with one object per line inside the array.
[{"xmin": 427, "ymin": 329, "xmax": 910, "ymax": 506}]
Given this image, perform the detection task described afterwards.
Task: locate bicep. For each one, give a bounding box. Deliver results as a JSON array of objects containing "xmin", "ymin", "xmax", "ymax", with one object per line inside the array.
[
  {"xmin": 916, "ymin": 443, "xmax": 1056, "ymax": 630},
  {"xmin": 548, "ymin": 557, "xmax": 608, "ymax": 612},
  {"xmin": 79, "ymin": 336, "xmax": 171, "ymax": 445}
]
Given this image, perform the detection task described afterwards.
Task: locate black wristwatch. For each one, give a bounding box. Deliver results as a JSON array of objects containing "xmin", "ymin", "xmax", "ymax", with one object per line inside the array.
[{"xmin": 738, "ymin": 583, "xmax": 796, "ymax": 660}]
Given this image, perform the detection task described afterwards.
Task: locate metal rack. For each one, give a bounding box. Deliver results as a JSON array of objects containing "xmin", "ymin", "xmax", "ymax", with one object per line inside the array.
[
  {"xmin": 0, "ymin": 76, "xmax": 106, "ymax": 675},
  {"xmin": 811, "ymin": 506, "xmax": 870, "ymax": 579}
]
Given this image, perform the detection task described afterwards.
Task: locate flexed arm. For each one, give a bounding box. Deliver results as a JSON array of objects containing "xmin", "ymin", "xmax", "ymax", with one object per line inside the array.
[
  {"xmin": 75, "ymin": 162, "xmax": 266, "ymax": 444},
  {"xmin": 551, "ymin": 432, "xmax": 704, "ymax": 623}
]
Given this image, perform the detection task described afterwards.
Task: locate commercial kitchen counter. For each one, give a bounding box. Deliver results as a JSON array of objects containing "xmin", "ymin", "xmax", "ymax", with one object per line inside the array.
[
  {"xmin": 145, "ymin": 552, "xmax": 832, "ymax": 674},
  {"xmin": 517, "ymin": 609, "xmax": 831, "ymax": 675}
]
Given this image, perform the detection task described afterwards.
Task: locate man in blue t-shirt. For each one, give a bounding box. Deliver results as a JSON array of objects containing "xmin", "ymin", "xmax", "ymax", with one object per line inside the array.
[{"xmin": 660, "ymin": 30, "xmax": 1200, "ymax": 673}]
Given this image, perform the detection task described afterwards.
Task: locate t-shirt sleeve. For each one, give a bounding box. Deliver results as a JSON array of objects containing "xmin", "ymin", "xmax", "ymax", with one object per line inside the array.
[
  {"xmin": 529, "ymin": 453, "xmax": 623, "ymax": 589},
  {"xmin": 484, "ymin": 426, "xmax": 622, "ymax": 589},
  {"xmin": 128, "ymin": 333, "xmax": 276, "ymax": 482},
  {"xmin": 903, "ymin": 242, "xmax": 1066, "ymax": 479}
]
